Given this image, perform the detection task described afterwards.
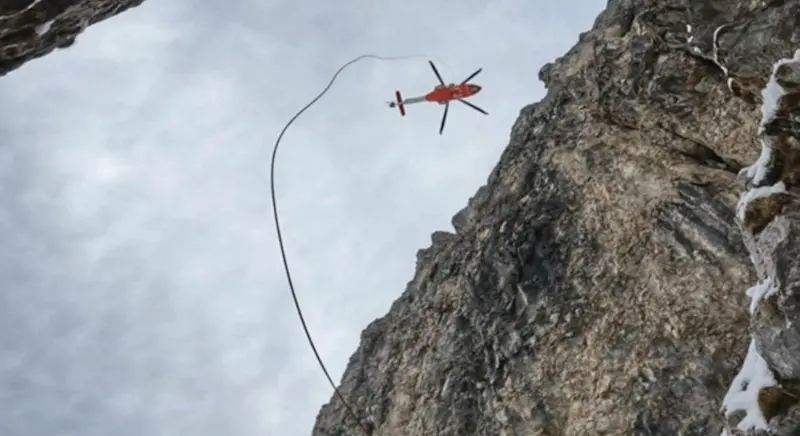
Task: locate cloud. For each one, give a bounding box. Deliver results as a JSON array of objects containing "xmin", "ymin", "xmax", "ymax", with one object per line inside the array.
[{"xmin": 0, "ymin": 0, "xmax": 605, "ymax": 434}]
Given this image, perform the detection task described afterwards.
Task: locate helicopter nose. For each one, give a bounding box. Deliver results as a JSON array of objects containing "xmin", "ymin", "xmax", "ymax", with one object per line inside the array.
[{"xmin": 471, "ymin": 84, "xmax": 482, "ymax": 93}]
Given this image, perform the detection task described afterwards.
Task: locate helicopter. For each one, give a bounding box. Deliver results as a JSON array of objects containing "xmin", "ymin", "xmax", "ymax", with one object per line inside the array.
[{"xmin": 388, "ymin": 60, "xmax": 488, "ymax": 134}]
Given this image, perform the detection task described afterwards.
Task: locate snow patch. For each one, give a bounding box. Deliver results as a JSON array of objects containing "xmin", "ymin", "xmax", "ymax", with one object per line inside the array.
[
  {"xmin": 711, "ymin": 24, "xmax": 729, "ymax": 76},
  {"xmin": 723, "ymin": 49, "xmax": 800, "ymax": 435},
  {"xmin": 736, "ymin": 181, "xmax": 786, "ymax": 222},
  {"xmin": 35, "ymin": 19, "xmax": 54, "ymax": 36},
  {"xmin": 740, "ymin": 141, "xmax": 773, "ymax": 188},
  {"xmin": 720, "ymin": 340, "xmax": 777, "ymax": 435},
  {"xmin": 739, "ymin": 50, "xmax": 800, "ymax": 186},
  {"xmin": 759, "ymin": 49, "xmax": 800, "ymax": 134},
  {"xmin": 683, "ymin": 22, "xmax": 730, "ymax": 77},
  {"xmin": 746, "ymin": 278, "xmax": 777, "ymax": 314}
]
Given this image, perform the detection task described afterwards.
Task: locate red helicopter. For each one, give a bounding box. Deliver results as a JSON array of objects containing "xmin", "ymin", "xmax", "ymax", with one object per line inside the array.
[{"xmin": 388, "ymin": 60, "xmax": 488, "ymax": 134}]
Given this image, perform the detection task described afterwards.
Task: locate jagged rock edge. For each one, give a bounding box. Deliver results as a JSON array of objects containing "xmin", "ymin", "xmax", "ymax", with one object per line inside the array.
[
  {"xmin": 722, "ymin": 49, "xmax": 800, "ymax": 435},
  {"xmin": 0, "ymin": 0, "xmax": 147, "ymax": 76}
]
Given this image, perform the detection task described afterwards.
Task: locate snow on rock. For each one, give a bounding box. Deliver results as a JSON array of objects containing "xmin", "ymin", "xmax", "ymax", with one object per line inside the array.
[
  {"xmin": 746, "ymin": 278, "xmax": 777, "ymax": 315},
  {"xmin": 721, "ymin": 340, "xmax": 778, "ymax": 435},
  {"xmin": 739, "ymin": 141, "xmax": 773, "ymax": 189},
  {"xmin": 739, "ymin": 50, "xmax": 800, "ymax": 189},
  {"xmin": 34, "ymin": 19, "xmax": 54, "ymax": 36},
  {"xmin": 736, "ymin": 181, "xmax": 786, "ymax": 222},
  {"xmin": 724, "ymin": 49, "xmax": 800, "ymax": 434},
  {"xmin": 759, "ymin": 49, "xmax": 800, "ymax": 134}
]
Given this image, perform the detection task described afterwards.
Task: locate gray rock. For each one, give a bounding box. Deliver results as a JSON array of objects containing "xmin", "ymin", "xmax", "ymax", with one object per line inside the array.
[{"xmin": 312, "ymin": 0, "xmax": 800, "ymax": 435}]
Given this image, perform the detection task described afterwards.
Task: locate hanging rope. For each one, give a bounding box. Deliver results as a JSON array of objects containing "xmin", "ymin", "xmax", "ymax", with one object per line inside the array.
[{"xmin": 269, "ymin": 53, "xmax": 430, "ymax": 435}]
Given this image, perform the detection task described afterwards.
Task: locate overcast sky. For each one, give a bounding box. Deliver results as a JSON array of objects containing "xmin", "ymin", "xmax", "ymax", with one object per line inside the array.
[{"xmin": 0, "ymin": 0, "xmax": 605, "ymax": 435}]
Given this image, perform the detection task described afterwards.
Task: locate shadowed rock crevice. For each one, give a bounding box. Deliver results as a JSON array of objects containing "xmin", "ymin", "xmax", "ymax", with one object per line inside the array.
[{"xmin": 654, "ymin": 181, "xmax": 748, "ymax": 269}]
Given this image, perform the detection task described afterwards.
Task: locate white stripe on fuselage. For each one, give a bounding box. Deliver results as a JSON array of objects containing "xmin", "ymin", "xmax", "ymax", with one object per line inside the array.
[{"xmin": 400, "ymin": 95, "xmax": 426, "ymax": 105}]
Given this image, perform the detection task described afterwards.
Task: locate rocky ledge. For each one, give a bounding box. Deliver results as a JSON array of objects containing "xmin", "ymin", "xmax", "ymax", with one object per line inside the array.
[
  {"xmin": 312, "ymin": 0, "xmax": 800, "ymax": 435},
  {"xmin": 0, "ymin": 0, "xmax": 145, "ymax": 76}
]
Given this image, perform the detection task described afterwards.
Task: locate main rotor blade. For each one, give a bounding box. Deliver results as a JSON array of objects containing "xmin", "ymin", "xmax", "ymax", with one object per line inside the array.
[
  {"xmin": 429, "ymin": 60, "xmax": 445, "ymax": 85},
  {"xmin": 460, "ymin": 68, "xmax": 482, "ymax": 84},
  {"xmin": 439, "ymin": 102, "xmax": 449, "ymax": 135},
  {"xmin": 458, "ymin": 99, "xmax": 488, "ymax": 115}
]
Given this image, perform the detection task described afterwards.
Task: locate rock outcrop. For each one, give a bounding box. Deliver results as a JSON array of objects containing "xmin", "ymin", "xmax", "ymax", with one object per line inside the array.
[
  {"xmin": 312, "ymin": 1, "xmax": 800, "ymax": 435},
  {"xmin": 726, "ymin": 49, "xmax": 800, "ymax": 434},
  {"xmin": 0, "ymin": 0, "xmax": 145, "ymax": 76}
]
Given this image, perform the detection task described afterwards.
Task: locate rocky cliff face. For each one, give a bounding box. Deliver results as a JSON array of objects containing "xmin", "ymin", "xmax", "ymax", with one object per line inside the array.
[
  {"xmin": 312, "ymin": 1, "xmax": 800, "ymax": 435},
  {"xmin": 5, "ymin": 0, "xmax": 800, "ymax": 435},
  {"xmin": 0, "ymin": 0, "xmax": 144, "ymax": 76}
]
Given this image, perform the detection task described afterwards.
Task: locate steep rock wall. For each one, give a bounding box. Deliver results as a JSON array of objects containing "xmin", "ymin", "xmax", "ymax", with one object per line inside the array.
[{"xmin": 312, "ymin": 1, "xmax": 800, "ymax": 435}]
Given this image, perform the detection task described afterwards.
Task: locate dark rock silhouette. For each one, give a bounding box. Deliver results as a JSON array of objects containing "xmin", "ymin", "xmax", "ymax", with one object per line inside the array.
[{"xmin": 0, "ymin": 0, "xmax": 145, "ymax": 76}]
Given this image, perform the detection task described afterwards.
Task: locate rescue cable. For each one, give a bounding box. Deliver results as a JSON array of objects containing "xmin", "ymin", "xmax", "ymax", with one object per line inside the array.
[{"xmin": 268, "ymin": 53, "xmax": 429, "ymax": 435}]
